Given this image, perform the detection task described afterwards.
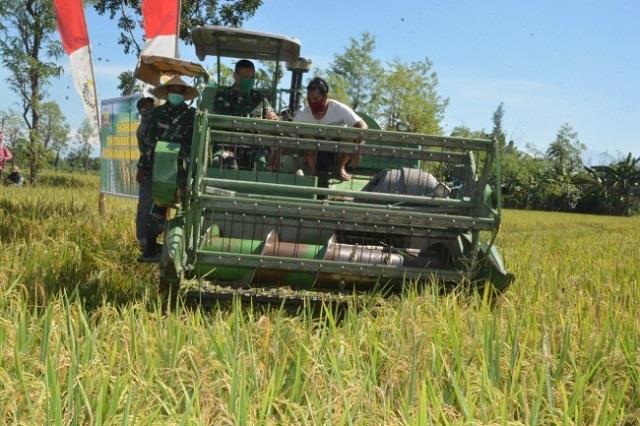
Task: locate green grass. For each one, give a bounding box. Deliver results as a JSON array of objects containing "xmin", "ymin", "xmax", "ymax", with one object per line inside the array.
[{"xmin": 1, "ymin": 174, "xmax": 639, "ymax": 424}]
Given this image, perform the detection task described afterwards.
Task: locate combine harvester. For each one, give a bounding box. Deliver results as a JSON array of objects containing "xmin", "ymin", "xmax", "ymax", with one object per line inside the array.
[{"xmin": 140, "ymin": 27, "xmax": 513, "ymax": 305}]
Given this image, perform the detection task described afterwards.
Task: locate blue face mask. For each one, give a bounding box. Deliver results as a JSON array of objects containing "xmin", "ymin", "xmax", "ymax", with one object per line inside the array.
[{"xmin": 167, "ymin": 93, "xmax": 185, "ymax": 106}]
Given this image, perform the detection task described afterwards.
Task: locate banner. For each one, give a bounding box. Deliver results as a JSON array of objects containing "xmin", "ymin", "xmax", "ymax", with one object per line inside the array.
[
  {"xmin": 141, "ymin": 0, "xmax": 181, "ymax": 57},
  {"xmin": 100, "ymin": 95, "xmax": 142, "ymax": 197},
  {"xmin": 53, "ymin": 0, "xmax": 100, "ymax": 148}
]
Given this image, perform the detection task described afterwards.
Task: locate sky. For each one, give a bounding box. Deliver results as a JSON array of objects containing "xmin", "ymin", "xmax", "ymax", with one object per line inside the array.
[{"xmin": 0, "ymin": 0, "xmax": 638, "ymax": 162}]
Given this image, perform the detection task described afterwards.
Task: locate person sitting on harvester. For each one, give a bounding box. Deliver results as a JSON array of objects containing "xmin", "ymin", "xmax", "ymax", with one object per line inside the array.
[
  {"xmin": 293, "ymin": 77, "xmax": 368, "ymax": 181},
  {"xmin": 138, "ymin": 76, "xmax": 197, "ymax": 261},
  {"xmin": 212, "ymin": 59, "xmax": 279, "ymax": 170}
]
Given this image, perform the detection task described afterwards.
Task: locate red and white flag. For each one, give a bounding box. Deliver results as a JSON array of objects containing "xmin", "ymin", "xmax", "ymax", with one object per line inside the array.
[
  {"xmin": 141, "ymin": 0, "xmax": 181, "ymax": 57},
  {"xmin": 53, "ymin": 0, "xmax": 100, "ymax": 147}
]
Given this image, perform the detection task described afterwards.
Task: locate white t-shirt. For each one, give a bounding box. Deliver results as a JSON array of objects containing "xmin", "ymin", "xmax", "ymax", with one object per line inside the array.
[{"xmin": 293, "ymin": 99, "xmax": 362, "ymax": 126}]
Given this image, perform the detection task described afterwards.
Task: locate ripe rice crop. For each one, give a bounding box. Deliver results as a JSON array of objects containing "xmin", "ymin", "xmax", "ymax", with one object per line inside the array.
[{"xmin": 0, "ymin": 173, "xmax": 638, "ymax": 424}]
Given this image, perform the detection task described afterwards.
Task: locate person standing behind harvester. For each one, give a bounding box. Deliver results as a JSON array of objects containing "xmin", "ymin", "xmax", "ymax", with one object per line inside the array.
[
  {"xmin": 134, "ymin": 96, "xmax": 155, "ymax": 252},
  {"xmin": 138, "ymin": 76, "xmax": 197, "ymax": 261},
  {"xmin": 293, "ymin": 77, "xmax": 367, "ymax": 181}
]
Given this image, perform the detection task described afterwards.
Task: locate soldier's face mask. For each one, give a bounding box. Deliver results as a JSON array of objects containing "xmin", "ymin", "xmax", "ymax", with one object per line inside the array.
[
  {"xmin": 239, "ymin": 77, "xmax": 255, "ymax": 93},
  {"xmin": 235, "ymin": 66, "xmax": 256, "ymax": 93},
  {"xmin": 167, "ymin": 93, "xmax": 185, "ymax": 106}
]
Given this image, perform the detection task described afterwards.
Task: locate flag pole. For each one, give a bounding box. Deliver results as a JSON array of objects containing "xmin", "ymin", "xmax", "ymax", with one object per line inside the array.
[
  {"xmin": 82, "ymin": 0, "xmax": 101, "ymax": 131},
  {"xmin": 80, "ymin": 0, "xmax": 103, "ymax": 213},
  {"xmin": 175, "ymin": 0, "xmax": 182, "ymax": 58}
]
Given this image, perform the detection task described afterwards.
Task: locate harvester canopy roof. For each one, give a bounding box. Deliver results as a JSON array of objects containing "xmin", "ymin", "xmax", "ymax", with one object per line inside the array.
[
  {"xmin": 135, "ymin": 55, "xmax": 210, "ymax": 87},
  {"xmin": 191, "ymin": 26, "xmax": 302, "ymax": 66}
]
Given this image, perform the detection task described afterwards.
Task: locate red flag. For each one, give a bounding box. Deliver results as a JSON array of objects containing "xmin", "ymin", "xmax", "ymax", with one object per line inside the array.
[
  {"xmin": 141, "ymin": 0, "xmax": 181, "ymax": 57},
  {"xmin": 53, "ymin": 0, "xmax": 100, "ymax": 147},
  {"xmin": 55, "ymin": 0, "xmax": 89, "ymax": 55}
]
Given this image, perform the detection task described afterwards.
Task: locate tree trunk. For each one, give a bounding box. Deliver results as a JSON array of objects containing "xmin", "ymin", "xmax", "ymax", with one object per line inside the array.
[
  {"xmin": 27, "ymin": 0, "xmax": 42, "ymax": 185},
  {"xmin": 54, "ymin": 149, "xmax": 60, "ymax": 170},
  {"xmin": 622, "ymin": 193, "xmax": 631, "ymax": 216},
  {"xmin": 28, "ymin": 128, "xmax": 39, "ymax": 185}
]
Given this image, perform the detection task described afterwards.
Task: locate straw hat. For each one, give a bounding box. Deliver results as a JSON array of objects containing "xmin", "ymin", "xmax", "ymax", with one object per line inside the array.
[{"xmin": 151, "ymin": 75, "xmax": 198, "ymax": 100}]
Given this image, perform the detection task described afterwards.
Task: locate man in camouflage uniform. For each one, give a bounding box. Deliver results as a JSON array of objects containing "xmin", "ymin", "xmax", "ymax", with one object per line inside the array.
[
  {"xmin": 212, "ymin": 59, "xmax": 278, "ymax": 170},
  {"xmin": 213, "ymin": 59, "xmax": 278, "ymax": 119},
  {"xmin": 138, "ymin": 76, "xmax": 197, "ymax": 261},
  {"xmin": 135, "ymin": 96, "xmax": 155, "ymax": 251}
]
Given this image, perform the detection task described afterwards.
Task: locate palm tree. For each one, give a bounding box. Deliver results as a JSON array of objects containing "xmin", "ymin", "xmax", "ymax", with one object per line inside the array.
[{"xmin": 581, "ymin": 153, "xmax": 640, "ymax": 216}]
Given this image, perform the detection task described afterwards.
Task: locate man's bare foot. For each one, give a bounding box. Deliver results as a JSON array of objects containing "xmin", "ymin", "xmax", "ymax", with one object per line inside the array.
[{"xmin": 336, "ymin": 168, "xmax": 352, "ymax": 181}]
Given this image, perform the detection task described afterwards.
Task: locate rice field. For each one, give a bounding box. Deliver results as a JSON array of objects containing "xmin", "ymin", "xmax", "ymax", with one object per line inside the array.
[{"xmin": 0, "ymin": 173, "xmax": 639, "ymax": 425}]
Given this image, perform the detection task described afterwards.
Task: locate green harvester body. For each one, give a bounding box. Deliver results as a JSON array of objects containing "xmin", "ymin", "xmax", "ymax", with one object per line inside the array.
[{"xmin": 142, "ymin": 26, "xmax": 514, "ymax": 302}]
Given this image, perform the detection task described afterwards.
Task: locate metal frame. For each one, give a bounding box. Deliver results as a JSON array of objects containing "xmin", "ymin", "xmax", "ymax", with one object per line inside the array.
[{"xmin": 173, "ymin": 110, "xmax": 505, "ymax": 289}]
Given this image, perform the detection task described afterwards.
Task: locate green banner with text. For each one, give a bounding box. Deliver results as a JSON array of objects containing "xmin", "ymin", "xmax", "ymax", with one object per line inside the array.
[{"xmin": 100, "ymin": 95, "xmax": 141, "ymax": 198}]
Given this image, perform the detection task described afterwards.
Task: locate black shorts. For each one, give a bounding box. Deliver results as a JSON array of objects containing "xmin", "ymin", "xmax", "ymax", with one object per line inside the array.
[{"xmin": 316, "ymin": 151, "xmax": 337, "ymax": 173}]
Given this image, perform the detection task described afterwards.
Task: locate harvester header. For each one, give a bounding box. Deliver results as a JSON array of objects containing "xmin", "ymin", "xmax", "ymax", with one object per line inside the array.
[{"xmin": 141, "ymin": 26, "xmax": 513, "ymax": 304}]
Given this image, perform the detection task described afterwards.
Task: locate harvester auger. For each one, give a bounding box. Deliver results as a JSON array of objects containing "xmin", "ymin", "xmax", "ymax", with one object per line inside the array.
[{"xmin": 143, "ymin": 26, "xmax": 514, "ymax": 306}]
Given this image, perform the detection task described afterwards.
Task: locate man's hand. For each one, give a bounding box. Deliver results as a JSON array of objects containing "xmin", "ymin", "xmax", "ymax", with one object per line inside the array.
[
  {"xmin": 264, "ymin": 109, "xmax": 279, "ymax": 121},
  {"xmin": 136, "ymin": 168, "xmax": 146, "ymax": 184}
]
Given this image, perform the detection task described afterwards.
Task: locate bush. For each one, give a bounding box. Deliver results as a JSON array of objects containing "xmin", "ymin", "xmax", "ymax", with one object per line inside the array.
[{"xmin": 33, "ymin": 170, "xmax": 99, "ymax": 189}]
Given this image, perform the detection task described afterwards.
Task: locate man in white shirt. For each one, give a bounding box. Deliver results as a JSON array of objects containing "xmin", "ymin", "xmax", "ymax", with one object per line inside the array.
[{"xmin": 293, "ymin": 77, "xmax": 367, "ymax": 181}]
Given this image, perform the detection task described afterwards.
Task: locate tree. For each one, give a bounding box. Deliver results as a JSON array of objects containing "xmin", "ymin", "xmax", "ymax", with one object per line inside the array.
[
  {"xmin": 580, "ymin": 154, "xmax": 640, "ymax": 216},
  {"xmin": 542, "ymin": 170, "xmax": 583, "ymax": 211},
  {"xmin": 490, "ymin": 102, "xmax": 506, "ymax": 147},
  {"xmin": 489, "ymin": 102, "xmax": 520, "ymax": 156},
  {"xmin": 208, "ymin": 62, "xmax": 234, "ymax": 87},
  {"xmin": 532, "ymin": 124, "xmax": 586, "ymax": 212},
  {"xmin": 500, "ymin": 152, "xmax": 553, "ymax": 210},
  {"xmin": 40, "ymin": 101, "xmax": 71, "ymax": 168},
  {"xmin": 378, "ymin": 58, "xmax": 448, "ymax": 134},
  {"xmin": 93, "ymin": 0, "xmax": 263, "ymax": 90},
  {"xmin": 41, "ymin": 101, "xmax": 70, "ymax": 150},
  {"xmin": 450, "ymin": 125, "xmax": 489, "ymax": 139},
  {"xmin": 328, "ymin": 32, "xmax": 384, "ymax": 116},
  {"xmin": 546, "ymin": 123, "xmax": 586, "ymax": 175},
  {"xmin": 117, "ymin": 71, "xmax": 144, "ymax": 96},
  {"xmin": 254, "ymin": 61, "xmax": 283, "ymax": 89},
  {"xmin": 0, "ymin": 0, "xmax": 63, "ymax": 183},
  {"xmin": 70, "ymin": 119, "xmax": 96, "ymax": 171},
  {"xmin": 0, "ymin": 109, "xmax": 26, "ymax": 165}
]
